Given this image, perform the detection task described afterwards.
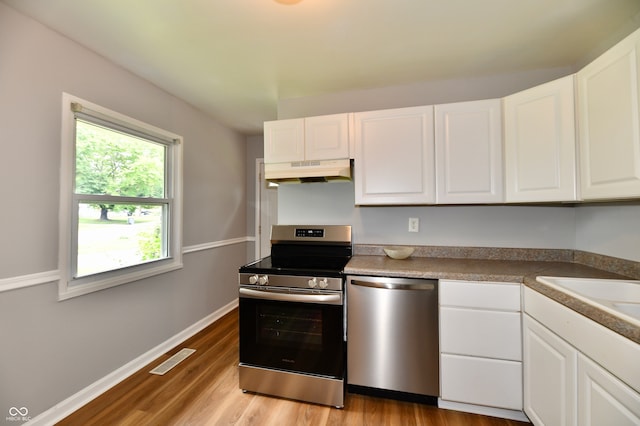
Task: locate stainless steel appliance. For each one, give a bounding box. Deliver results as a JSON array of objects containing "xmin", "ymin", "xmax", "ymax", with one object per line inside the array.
[
  {"xmin": 238, "ymin": 225, "xmax": 352, "ymax": 408},
  {"xmin": 346, "ymin": 275, "xmax": 439, "ymax": 399}
]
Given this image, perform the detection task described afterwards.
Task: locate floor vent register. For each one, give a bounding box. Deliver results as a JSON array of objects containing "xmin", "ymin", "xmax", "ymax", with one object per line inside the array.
[{"xmin": 150, "ymin": 348, "xmax": 196, "ymax": 375}]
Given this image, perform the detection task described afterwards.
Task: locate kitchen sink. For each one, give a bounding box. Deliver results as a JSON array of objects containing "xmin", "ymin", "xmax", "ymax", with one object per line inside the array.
[
  {"xmin": 536, "ymin": 276, "xmax": 640, "ymax": 327},
  {"xmin": 613, "ymin": 302, "xmax": 640, "ymax": 319}
]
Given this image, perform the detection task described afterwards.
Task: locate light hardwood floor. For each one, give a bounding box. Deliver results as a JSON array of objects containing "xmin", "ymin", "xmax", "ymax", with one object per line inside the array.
[{"xmin": 57, "ymin": 309, "xmax": 530, "ymax": 425}]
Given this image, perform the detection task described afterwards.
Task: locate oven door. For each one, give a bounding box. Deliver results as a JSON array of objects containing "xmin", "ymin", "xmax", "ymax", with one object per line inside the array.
[{"xmin": 239, "ymin": 287, "xmax": 344, "ymax": 379}]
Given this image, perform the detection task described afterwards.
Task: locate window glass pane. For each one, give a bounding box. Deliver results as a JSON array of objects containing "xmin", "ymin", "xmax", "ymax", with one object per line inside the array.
[
  {"xmin": 75, "ymin": 120, "xmax": 166, "ymax": 198},
  {"xmin": 76, "ymin": 203, "xmax": 166, "ymax": 277}
]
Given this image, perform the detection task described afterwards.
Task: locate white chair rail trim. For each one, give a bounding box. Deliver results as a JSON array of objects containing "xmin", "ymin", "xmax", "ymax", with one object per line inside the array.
[
  {"xmin": 182, "ymin": 236, "xmax": 254, "ymax": 254},
  {"xmin": 0, "ymin": 270, "xmax": 61, "ymax": 293},
  {"xmin": 1, "ymin": 236, "xmax": 254, "ymax": 293}
]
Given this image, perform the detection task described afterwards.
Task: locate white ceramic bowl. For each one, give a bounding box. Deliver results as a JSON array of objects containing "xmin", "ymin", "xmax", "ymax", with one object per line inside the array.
[{"xmin": 383, "ymin": 246, "xmax": 415, "ymax": 260}]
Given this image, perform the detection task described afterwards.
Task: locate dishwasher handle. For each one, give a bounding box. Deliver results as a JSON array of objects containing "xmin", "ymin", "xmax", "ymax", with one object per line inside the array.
[{"xmin": 349, "ymin": 278, "xmax": 436, "ymax": 291}]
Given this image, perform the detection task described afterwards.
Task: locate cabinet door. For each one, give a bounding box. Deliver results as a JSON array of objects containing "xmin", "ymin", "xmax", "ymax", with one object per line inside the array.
[
  {"xmin": 354, "ymin": 106, "xmax": 435, "ymax": 205},
  {"xmin": 435, "ymin": 99, "xmax": 503, "ymax": 204},
  {"xmin": 523, "ymin": 314, "xmax": 577, "ymax": 426},
  {"xmin": 577, "ymin": 27, "xmax": 640, "ymax": 200},
  {"xmin": 264, "ymin": 118, "xmax": 305, "ymax": 163},
  {"xmin": 578, "ymin": 354, "xmax": 640, "ymax": 426},
  {"xmin": 504, "ymin": 75, "xmax": 577, "ymax": 202},
  {"xmin": 304, "ymin": 113, "xmax": 350, "ymax": 161}
]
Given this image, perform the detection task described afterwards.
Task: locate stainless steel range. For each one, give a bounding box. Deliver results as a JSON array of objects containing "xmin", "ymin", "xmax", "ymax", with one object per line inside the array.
[{"xmin": 238, "ymin": 225, "xmax": 352, "ymax": 408}]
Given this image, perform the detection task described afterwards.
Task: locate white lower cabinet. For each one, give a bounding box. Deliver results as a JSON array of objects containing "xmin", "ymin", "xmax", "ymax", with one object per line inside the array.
[
  {"xmin": 578, "ymin": 353, "xmax": 640, "ymax": 425},
  {"xmin": 523, "ymin": 288, "xmax": 640, "ymax": 426},
  {"xmin": 439, "ymin": 280, "xmax": 526, "ymax": 421},
  {"xmin": 523, "ymin": 314, "xmax": 577, "ymax": 426}
]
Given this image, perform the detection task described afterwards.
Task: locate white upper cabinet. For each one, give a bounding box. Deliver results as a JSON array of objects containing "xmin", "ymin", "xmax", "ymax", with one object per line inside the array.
[
  {"xmin": 435, "ymin": 99, "xmax": 504, "ymax": 204},
  {"xmin": 354, "ymin": 106, "xmax": 435, "ymax": 205},
  {"xmin": 264, "ymin": 118, "xmax": 305, "ymax": 163},
  {"xmin": 503, "ymin": 75, "xmax": 578, "ymax": 202},
  {"xmin": 577, "ymin": 27, "xmax": 640, "ymax": 200},
  {"xmin": 304, "ymin": 113, "xmax": 351, "ymax": 161},
  {"xmin": 264, "ymin": 113, "xmax": 350, "ymax": 164}
]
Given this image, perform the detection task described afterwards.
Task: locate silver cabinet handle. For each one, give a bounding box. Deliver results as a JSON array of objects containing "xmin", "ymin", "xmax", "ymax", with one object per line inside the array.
[
  {"xmin": 239, "ymin": 287, "xmax": 343, "ymax": 305},
  {"xmin": 350, "ymin": 279, "xmax": 435, "ymax": 291}
]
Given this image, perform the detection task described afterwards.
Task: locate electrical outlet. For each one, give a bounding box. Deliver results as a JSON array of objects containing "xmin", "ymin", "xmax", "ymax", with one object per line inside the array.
[{"xmin": 408, "ymin": 217, "xmax": 419, "ymax": 232}]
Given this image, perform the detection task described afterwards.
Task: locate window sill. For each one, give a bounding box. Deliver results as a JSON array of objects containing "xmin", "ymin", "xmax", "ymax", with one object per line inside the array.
[{"xmin": 58, "ymin": 260, "xmax": 183, "ymax": 301}]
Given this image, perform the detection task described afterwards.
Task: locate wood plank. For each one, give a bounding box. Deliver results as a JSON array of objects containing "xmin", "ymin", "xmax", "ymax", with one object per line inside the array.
[{"xmin": 57, "ymin": 309, "xmax": 530, "ymax": 425}]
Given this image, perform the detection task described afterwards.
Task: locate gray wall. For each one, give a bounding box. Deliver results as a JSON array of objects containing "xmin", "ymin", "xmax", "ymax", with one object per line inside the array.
[
  {"xmin": 0, "ymin": 3, "xmax": 248, "ymax": 420},
  {"xmin": 278, "ymin": 67, "xmax": 573, "ymax": 120}
]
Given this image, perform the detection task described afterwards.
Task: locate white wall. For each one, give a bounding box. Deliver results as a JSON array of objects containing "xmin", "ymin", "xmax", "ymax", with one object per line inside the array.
[
  {"xmin": 245, "ymin": 135, "xmax": 264, "ymax": 260},
  {"xmin": 0, "ymin": 3, "xmax": 248, "ymax": 420},
  {"xmin": 278, "ymin": 180, "xmax": 640, "ymax": 262},
  {"xmin": 278, "ymin": 182, "xmax": 576, "ymax": 248},
  {"xmin": 575, "ymin": 204, "xmax": 640, "ymax": 261}
]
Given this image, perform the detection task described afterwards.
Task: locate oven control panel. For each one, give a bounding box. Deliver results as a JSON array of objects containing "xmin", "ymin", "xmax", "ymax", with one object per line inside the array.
[
  {"xmin": 295, "ymin": 228, "xmax": 324, "ymax": 238},
  {"xmin": 308, "ymin": 277, "xmax": 329, "ymax": 289},
  {"xmin": 248, "ymin": 274, "xmax": 269, "ymax": 286},
  {"xmin": 270, "ymin": 224, "xmax": 352, "ymax": 244},
  {"xmin": 239, "ymin": 273, "xmax": 343, "ymax": 291}
]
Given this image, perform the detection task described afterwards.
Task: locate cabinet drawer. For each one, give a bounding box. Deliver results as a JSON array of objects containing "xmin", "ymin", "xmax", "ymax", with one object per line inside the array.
[
  {"xmin": 440, "ymin": 307, "xmax": 522, "ymax": 361},
  {"xmin": 440, "ymin": 280, "xmax": 520, "ymax": 311},
  {"xmin": 441, "ymin": 354, "xmax": 523, "ymax": 410}
]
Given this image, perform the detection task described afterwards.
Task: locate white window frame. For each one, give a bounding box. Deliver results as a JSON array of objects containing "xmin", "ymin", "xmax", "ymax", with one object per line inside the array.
[{"xmin": 59, "ymin": 92, "xmax": 183, "ymax": 300}]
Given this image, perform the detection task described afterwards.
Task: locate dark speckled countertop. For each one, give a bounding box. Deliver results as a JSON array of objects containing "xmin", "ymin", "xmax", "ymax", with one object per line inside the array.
[{"xmin": 345, "ymin": 245, "xmax": 640, "ymax": 344}]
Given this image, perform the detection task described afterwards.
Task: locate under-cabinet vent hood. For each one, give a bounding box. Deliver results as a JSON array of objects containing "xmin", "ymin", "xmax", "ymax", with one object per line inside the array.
[{"xmin": 265, "ymin": 159, "xmax": 352, "ymax": 183}]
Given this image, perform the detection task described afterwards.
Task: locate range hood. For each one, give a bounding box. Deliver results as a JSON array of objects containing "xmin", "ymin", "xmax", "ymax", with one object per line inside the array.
[{"xmin": 265, "ymin": 159, "xmax": 352, "ymax": 183}]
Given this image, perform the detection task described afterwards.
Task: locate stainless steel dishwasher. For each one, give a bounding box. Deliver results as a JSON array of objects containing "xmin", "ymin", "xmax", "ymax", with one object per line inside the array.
[{"xmin": 346, "ymin": 275, "xmax": 439, "ymax": 398}]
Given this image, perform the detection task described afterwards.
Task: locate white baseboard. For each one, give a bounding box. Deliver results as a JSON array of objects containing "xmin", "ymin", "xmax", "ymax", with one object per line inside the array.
[
  {"xmin": 27, "ymin": 299, "xmax": 238, "ymax": 426},
  {"xmin": 438, "ymin": 398, "xmax": 530, "ymax": 422}
]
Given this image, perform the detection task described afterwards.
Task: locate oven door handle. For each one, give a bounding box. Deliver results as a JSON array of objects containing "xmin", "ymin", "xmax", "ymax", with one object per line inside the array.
[{"xmin": 239, "ymin": 287, "xmax": 343, "ymax": 305}]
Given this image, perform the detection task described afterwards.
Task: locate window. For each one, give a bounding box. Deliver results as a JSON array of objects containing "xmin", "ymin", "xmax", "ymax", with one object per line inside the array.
[{"xmin": 59, "ymin": 93, "xmax": 183, "ymax": 300}]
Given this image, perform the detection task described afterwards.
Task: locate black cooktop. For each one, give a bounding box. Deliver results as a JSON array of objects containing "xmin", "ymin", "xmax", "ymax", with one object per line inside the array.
[
  {"xmin": 239, "ymin": 255, "xmax": 348, "ymax": 278},
  {"xmin": 240, "ymin": 225, "xmax": 352, "ymax": 278}
]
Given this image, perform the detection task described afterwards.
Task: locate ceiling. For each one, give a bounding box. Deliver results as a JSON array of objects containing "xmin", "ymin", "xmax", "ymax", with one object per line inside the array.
[{"xmin": 4, "ymin": 0, "xmax": 640, "ymax": 135}]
